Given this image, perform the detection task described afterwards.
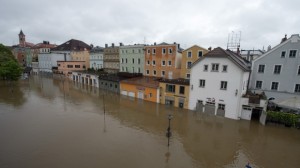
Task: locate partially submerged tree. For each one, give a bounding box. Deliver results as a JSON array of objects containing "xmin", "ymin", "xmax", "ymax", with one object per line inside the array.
[{"xmin": 0, "ymin": 44, "xmax": 22, "ymax": 80}]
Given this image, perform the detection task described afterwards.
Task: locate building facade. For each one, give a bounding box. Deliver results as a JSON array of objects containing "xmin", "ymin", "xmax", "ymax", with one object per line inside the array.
[
  {"xmin": 103, "ymin": 43, "xmax": 120, "ymax": 73},
  {"xmin": 189, "ymin": 47, "xmax": 251, "ymax": 120},
  {"xmin": 119, "ymin": 44, "xmax": 145, "ymax": 74},
  {"xmin": 249, "ymin": 34, "xmax": 300, "ymax": 110},
  {"xmin": 90, "ymin": 46, "xmax": 104, "ymax": 70},
  {"xmin": 71, "ymin": 71, "xmax": 99, "ymax": 87},
  {"xmin": 144, "ymin": 42, "xmax": 182, "ymax": 79},
  {"xmin": 159, "ymin": 78, "xmax": 190, "ymax": 109},
  {"xmin": 180, "ymin": 45, "xmax": 208, "ymax": 79},
  {"xmin": 57, "ymin": 61, "xmax": 86, "ymax": 76},
  {"xmin": 38, "ymin": 52, "xmax": 71, "ymax": 74}
]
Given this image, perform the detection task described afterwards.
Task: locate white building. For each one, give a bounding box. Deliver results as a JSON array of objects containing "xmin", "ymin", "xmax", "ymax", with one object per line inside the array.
[
  {"xmin": 90, "ymin": 46, "xmax": 104, "ymax": 70},
  {"xmin": 188, "ymin": 47, "xmax": 251, "ymax": 120},
  {"xmin": 38, "ymin": 51, "xmax": 71, "ymax": 73},
  {"xmin": 249, "ymin": 34, "xmax": 300, "ymax": 112},
  {"xmin": 71, "ymin": 71, "xmax": 99, "ymax": 87}
]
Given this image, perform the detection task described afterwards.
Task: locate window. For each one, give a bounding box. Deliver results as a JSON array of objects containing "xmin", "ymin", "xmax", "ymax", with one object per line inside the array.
[
  {"xmin": 220, "ymin": 81, "xmax": 227, "ymax": 90},
  {"xmin": 138, "ymin": 67, "xmax": 141, "ymax": 73},
  {"xmin": 256, "ymin": 81, "xmax": 263, "ymax": 89},
  {"xmin": 222, "ymin": 65, "xmax": 227, "ymax": 72},
  {"xmin": 281, "ymin": 51, "xmax": 286, "ymax": 58},
  {"xmin": 132, "ymin": 58, "xmax": 135, "ymax": 64},
  {"xmin": 187, "ymin": 61, "xmax": 192, "ymax": 69},
  {"xmin": 125, "ymin": 58, "xmax": 128, "ymax": 63},
  {"xmin": 146, "ymin": 70, "xmax": 150, "ymax": 75},
  {"xmin": 199, "ymin": 79, "xmax": 205, "ymax": 87},
  {"xmin": 179, "ymin": 86, "xmax": 185, "ymax": 94},
  {"xmin": 162, "ymin": 60, "xmax": 166, "ymax": 66},
  {"xmin": 168, "ymin": 61, "xmax": 172, "ymax": 66},
  {"xmin": 187, "ymin": 51, "xmax": 192, "ymax": 58},
  {"xmin": 153, "ymin": 70, "xmax": 156, "ymax": 75},
  {"xmin": 125, "ymin": 67, "xmax": 128, "ymax": 72},
  {"xmin": 271, "ymin": 82, "xmax": 279, "ymax": 90},
  {"xmin": 204, "ymin": 65, "xmax": 208, "ymax": 71},
  {"xmin": 198, "ymin": 51, "xmax": 203, "ymax": 57},
  {"xmin": 67, "ymin": 65, "xmax": 73, "ymax": 68},
  {"xmin": 212, "ymin": 63, "xmax": 219, "ymax": 71},
  {"xmin": 121, "ymin": 58, "xmax": 124, "ymax": 63},
  {"xmin": 132, "ymin": 67, "xmax": 135, "ymax": 73},
  {"xmin": 162, "ymin": 71, "xmax": 165, "ymax": 76},
  {"xmin": 152, "ymin": 60, "xmax": 156, "ymax": 66},
  {"xmin": 58, "ymin": 64, "xmax": 61, "ymax": 67},
  {"xmin": 115, "ymin": 84, "xmax": 118, "ymax": 89},
  {"xmin": 274, "ymin": 65, "xmax": 281, "ymax": 74},
  {"xmin": 122, "ymin": 67, "xmax": 124, "ymax": 71},
  {"xmin": 147, "ymin": 60, "xmax": 150, "ymax": 65},
  {"xmin": 295, "ymin": 84, "xmax": 300, "ymax": 93},
  {"xmin": 138, "ymin": 58, "xmax": 140, "ymax": 64},
  {"xmin": 149, "ymin": 93, "xmax": 152, "ymax": 98},
  {"xmin": 289, "ymin": 50, "xmax": 297, "ymax": 58},
  {"xmin": 258, "ymin": 64, "xmax": 265, "ymax": 73},
  {"xmin": 298, "ymin": 66, "xmax": 300, "ymax": 75},
  {"xmin": 162, "ymin": 48, "xmax": 166, "ymax": 54},
  {"xmin": 218, "ymin": 104, "xmax": 225, "ymax": 110},
  {"xmin": 152, "ymin": 48, "xmax": 156, "ymax": 55},
  {"xmin": 132, "ymin": 49, "xmax": 135, "ymax": 53},
  {"xmin": 168, "ymin": 48, "xmax": 173, "ymax": 54},
  {"xmin": 147, "ymin": 49, "xmax": 150, "ymax": 54},
  {"xmin": 186, "ymin": 74, "xmax": 190, "ymax": 78},
  {"xmin": 166, "ymin": 84, "xmax": 175, "ymax": 93},
  {"xmin": 75, "ymin": 65, "xmax": 80, "ymax": 68}
]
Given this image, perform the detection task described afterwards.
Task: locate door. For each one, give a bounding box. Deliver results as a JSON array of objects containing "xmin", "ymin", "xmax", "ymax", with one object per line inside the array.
[
  {"xmin": 138, "ymin": 91, "xmax": 144, "ymax": 99},
  {"xmin": 128, "ymin": 92, "xmax": 135, "ymax": 97},
  {"xmin": 121, "ymin": 90, "xmax": 127, "ymax": 96}
]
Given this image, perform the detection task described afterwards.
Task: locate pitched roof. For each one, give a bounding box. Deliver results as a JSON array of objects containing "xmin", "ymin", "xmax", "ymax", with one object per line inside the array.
[
  {"xmin": 52, "ymin": 39, "xmax": 91, "ymax": 51},
  {"xmin": 159, "ymin": 78, "xmax": 190, "ymax": 85},
  {"xmin": 182, "ymin": 45, "xmax": 208, "ymax": 52},
  {"xmin": 192, "ymin": 47, "xmax": 251, "ymax": 71},
  {"xmin": 32, "ymin": 42, "xmax": 57, "ymax": 49},
  {"xmin": 19, "ymin": 30, "xmax": 24, "ymax": 35}
]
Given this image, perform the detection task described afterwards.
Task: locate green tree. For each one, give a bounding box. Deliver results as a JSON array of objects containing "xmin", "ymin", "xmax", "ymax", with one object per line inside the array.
[{"xmin": 0, "ymin": 44, "xmax": 22, "ymax": 80}]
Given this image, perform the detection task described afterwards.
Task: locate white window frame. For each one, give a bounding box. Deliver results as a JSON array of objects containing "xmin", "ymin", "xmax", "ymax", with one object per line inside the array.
[
  {"xmin": 255, "ymin": 80, "xmax": 263, "ymax": 89},
  {"xmin": 152, "ymin": 60, "xmax": 156, "ymax": 66},
  {"xmin": 147, "ymin": 49, "xmax": 150, "ymax": 54},
  {"xmin": 220, "ymin": 81, "xmax": 227, "ymax": 90},
  {"xmin": 204, "ymin": 64, "xmax": 208, "ymax": 71},
  {"xmin": 187, "ymin": 61, "xmax": 192, "ymax": 69},
  {"xmin": 146, "ymin": 70, "xmax": 150, "ymax": 75},
  {"xmin": 270, "ymin": 82, "xmax": 279, "ymax": 91},
  {"xmin": 258, "ymin": 64, "xmax": 265, "ymax": 73},
  {"xmin": 161, "ymin": 71, "xmax": 165, "ymax": 76},
  {"xmin": 186, "ymin": 73, "xmax": 190, "ymax": 79},
  {"xmin": 187, "ymin": 51, "xmax": 192, "ymax": 58},
  {"xmin": 162, "ymin": 60, "xmax": 166, "ymax": 66},
  {"xmin": 218, "ymin": 103, "xmax": 225, "ymax": 110},
  {"xmin": 168, "ymin": 48, "xmax": 173, "ymax": 54},
  {"xmin": 222, "ymin": 65, "xmax": 228, "ymax": 72},
  {"xmin": 198, "ymin": 50, "xmax": 203, "ymax": 57},
  {"xmin": 147, "ymin": 60, "xmax": 150, "ymax": 65},
  {"xmin": 273, "ymin": 64, "xmax": 282, "ymax": 74},
  {"xmin": 153, "ymin": 70, "xmax": 157, "ymax": 76},
  {"xmin": 199, "ymin": 79, "xmax": 205, "ymax": 88},
  {"xmin": 281, "ymin": 50, "xmax": 286, "ymax": 58},
  {"xmin": 297, "ymin": 65, "xmax": 300, "ymax": 75},
  {"xmin": 211, "ymin": 63, "xmax": 219, "ymax": 72},
  {"xmin": 152, "ymin": 48, "xmax": 156, "ymax": 55},
  {"xmin": 162, "ymin": 48, "xmax": 166, "ymax": 54},
  {"xmin": 168, "ymin": 61, "xmax": 172, "ymax": 66},
  {"xmin": 289, "ymin": 49, "xmax": 298, "ymax": 58}
]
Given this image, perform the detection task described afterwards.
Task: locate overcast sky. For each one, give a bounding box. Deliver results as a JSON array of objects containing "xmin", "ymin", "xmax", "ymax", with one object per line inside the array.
[{"xmin": 1, "ymin": 0, "xmax": 299, "ymax": 50}]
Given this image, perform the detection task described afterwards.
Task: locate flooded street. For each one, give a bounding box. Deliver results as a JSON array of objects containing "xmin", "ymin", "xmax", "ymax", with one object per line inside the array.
[{"xmin": 0, "ymin": 76, "xmax": 299, "ymax": 168}]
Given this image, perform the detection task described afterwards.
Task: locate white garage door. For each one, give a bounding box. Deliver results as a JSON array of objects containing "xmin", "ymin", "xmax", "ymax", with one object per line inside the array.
[
  {"xmin": 241, "ymin": 106, "xmax": 252, "ymax": 120},
  {"xmin": 138, "ymin": 91, "xmax": 144, "ymax": 99},
  {"xmin": 128, "ymin": 92, "xmax": 135, "ymax": 97},
  {"xmin": 121, "ymin": 90, "xmax": 127, "ymax": 96}
]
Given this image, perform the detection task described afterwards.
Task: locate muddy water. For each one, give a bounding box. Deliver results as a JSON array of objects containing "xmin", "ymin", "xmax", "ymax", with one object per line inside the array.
[{"xmin": 0, "ymin": 76, "xmax": 299, "ymax": 168}]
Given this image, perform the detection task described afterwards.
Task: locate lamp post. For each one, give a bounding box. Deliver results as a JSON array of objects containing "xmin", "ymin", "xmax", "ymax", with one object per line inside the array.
[{"xmin": 166, "ymin": 114, "xmax": 173, "ymax": 147}]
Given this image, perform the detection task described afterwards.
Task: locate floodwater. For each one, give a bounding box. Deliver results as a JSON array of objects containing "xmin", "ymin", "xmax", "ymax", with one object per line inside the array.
[{"xmin": 0, "ymin": 76, "xmax": 299, "ymax": 168}]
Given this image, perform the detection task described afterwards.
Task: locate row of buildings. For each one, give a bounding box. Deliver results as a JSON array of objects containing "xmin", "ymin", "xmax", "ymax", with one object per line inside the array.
[{"xmin": 10, "ymin": 31, "xmax": 300, "ymax": 121}]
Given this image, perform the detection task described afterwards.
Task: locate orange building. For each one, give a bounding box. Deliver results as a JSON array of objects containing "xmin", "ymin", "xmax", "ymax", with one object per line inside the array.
[
  {"xmin": 120, "ymin": 77, "xmax": 160, "ymax": 103},
  {"xmin": 180, "ymin": 45, "xmax": 209, "ymax": 79},
  {"xmin": 57, "ymin": 61, "xmax": 86, "ymax": 76},
  {"xmin": 144, "ymin": 42, "xmax": 182, "ymax": 79}
]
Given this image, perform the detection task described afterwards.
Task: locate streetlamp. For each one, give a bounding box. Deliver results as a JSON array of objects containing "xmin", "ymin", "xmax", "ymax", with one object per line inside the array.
[{"xmin": 166, "ymin": 114, "xmax": 173, "ymax": 147}]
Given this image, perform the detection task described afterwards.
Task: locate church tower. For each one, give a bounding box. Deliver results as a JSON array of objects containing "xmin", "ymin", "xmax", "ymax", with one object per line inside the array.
[{"xmin": 19, "ymin": 30, "xmax": 26, "ymax": 47}]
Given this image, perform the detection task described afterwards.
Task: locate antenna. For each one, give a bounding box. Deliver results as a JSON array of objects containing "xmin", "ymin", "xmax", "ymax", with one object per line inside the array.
[{"xmin": 227, "ymin": 31, "xmax": 241, "ymax": 51}]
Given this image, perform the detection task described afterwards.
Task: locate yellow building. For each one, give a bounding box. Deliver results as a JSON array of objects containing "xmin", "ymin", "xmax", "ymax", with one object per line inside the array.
[
  {"xmin": 180, "ymin": 45, "xmax": 208, "ymax": 79},
  {"xmin": 120, "ymin": 77, "xmax": 160, "ymax": 103},
  {"xmin": 71, "ymin": 50, "xmax": 90, "ymax": 68},
  {"xmin": 159, "ymin": 78, "xmax": 190, "ymax": 109}
]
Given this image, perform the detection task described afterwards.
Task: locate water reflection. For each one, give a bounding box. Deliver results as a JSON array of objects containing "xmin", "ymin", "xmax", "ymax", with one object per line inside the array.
[{"xmin": 0, "ymin": 76, "xmax": 299, "ymax": 168}]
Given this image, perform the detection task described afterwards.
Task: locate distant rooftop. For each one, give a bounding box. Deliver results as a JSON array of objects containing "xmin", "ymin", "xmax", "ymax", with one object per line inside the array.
[{"xmin": 52, "ymin": 39, "xmax": 91, "ymax": 51}]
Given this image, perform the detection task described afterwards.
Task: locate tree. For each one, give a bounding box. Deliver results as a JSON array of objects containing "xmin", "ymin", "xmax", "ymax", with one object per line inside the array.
[{"xmin": 0, "ymin": 44, "xmax": 22, "ymax": 80}]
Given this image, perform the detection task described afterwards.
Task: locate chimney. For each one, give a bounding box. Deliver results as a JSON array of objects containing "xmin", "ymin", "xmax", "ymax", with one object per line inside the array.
[
  {"xmin": 154, "ymin": 42, "xmax": 156, "ymax": 45},
  {"xmin": 208, "ymin": 47, "xmax": 212, "ymax": 51},
  {"xmin": 105, "ymin": 44, "xmax": 108, "ymax": 48},
  {"xmin": 177, "ymin": 43, "xmax": 180, "ymax": 49},
  {"xmin": 119, "ymin": 42, "xmax": 123, "ymax": 46},
  {"xmin": 237, "ymin": 46, "xmax": 240, "ymax": 55},
  {"xmin": 267, "ymin": 45, "xmax": 271, "ymax": 51},
  {"xmin": 112, "ymin": 43, "xmax": 114, "ymax": 47}
]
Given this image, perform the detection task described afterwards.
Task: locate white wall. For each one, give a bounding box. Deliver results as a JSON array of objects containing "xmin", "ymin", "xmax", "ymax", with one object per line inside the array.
[{"xmin": 189, "ymin": 57, "xmax": 248, "ymax": 120}]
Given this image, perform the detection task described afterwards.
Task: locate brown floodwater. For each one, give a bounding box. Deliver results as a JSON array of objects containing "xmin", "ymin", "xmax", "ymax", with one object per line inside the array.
[{"xmin": 0, "ymin": 76, "xmax": 299, "ymax": 168}]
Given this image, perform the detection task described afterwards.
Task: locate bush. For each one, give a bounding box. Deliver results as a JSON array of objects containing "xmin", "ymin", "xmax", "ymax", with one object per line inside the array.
[{"xmin": 267, "ymin": 111, "xmax": 299, "ymax": 127}]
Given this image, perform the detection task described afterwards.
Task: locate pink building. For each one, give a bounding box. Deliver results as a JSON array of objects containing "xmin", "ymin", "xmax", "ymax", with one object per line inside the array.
[{"xmin": 57, "ymin": 61, "xmax": 86, "ymax": 77}]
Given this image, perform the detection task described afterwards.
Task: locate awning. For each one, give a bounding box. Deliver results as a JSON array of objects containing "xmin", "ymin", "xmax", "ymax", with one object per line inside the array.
[{"xmin": 272, "ymin": 97, "xmax": 300, "ymax": 110}]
